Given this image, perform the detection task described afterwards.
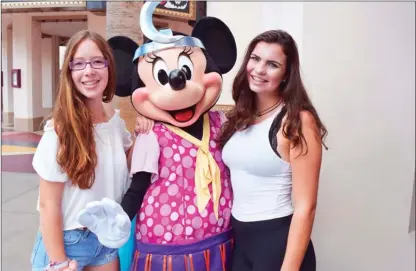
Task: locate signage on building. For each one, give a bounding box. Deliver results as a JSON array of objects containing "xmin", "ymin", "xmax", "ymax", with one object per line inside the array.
[{"xmin": 150, "ymin": 1, "xmax": 198, "ymax": 21}]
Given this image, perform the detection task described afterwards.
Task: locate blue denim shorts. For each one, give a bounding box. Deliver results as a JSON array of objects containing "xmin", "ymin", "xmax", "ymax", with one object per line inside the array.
[{"xmin": 31, "ymin": 228, "xmax": 118, "ymax": 271}]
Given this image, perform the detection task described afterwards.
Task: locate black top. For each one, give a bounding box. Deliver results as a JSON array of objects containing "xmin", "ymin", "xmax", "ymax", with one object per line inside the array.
[{"xmin": 268, "ymin": 106, "xmax": 287, "ymax": 158}]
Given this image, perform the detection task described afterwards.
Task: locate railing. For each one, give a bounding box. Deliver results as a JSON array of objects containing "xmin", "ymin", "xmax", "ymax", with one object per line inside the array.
[{"xmin": 1, "ymin": 1, "xmax": 87, "ymax": 11}]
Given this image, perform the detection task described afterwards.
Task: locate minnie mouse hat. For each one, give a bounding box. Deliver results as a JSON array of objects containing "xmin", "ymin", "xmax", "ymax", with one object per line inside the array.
[{"xmin": 133, "ymin": 0, "xmax": 206, "ymax": 61}]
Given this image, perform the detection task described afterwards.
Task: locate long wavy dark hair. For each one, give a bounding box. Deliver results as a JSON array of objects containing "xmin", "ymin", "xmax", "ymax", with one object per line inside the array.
[{"xmin": 217, "ymin": 30, "xmax": 328, "ymax": 154}]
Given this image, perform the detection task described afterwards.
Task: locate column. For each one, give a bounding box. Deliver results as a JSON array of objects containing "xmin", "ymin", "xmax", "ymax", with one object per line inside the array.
[
  {"xmin": 106, "ymin": 1, "xmax": 143, "ymax": 132},
  {"xmin": 41, "ymin": 35, "xmax": 59, "ymax": 114},
  {"xmin": 41, "ymin": 36, "xmax": 53, "ymax": 115},
  {"xmin": 12, "ymin": 13, "xmax": 43, "ymax": 131},
  {"xmin": 51, "ymin": 35, "xmax": 60, "ymax": 106},
  {"xmin": 2, "ymin": 26, "xmax": 14, "ymax": 126},
  {"xmin": 87, "ymin": 12, "xmax": 106, "ymax": 38}
]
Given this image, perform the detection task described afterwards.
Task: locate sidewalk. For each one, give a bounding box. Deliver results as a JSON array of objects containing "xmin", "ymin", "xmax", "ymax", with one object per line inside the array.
[{"xmin": 2, "ymin": 172, "xmax": 40, "ymax": 271}]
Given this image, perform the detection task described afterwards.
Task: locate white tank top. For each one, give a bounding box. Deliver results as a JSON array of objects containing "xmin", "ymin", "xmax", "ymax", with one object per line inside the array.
[{"xmin": 222, "ymin": 106, "xmax": 294, "ymax": 222}]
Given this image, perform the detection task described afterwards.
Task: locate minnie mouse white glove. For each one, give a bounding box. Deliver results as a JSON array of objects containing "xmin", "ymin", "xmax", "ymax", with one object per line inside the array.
[{"xmin": 76, "ymin": 198, "xmax": 131, "ymax": 248}]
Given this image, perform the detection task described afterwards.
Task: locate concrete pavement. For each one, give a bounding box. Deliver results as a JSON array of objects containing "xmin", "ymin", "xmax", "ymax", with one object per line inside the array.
[{"xmin": 2, "ymin": 172, "xmax": 40, "ymax": 271}]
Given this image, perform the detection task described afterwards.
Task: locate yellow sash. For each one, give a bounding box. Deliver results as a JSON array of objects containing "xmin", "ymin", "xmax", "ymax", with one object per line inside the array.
[{"xmin": 164, "ymin": 114, "xmax": 221, "ymax": 219}]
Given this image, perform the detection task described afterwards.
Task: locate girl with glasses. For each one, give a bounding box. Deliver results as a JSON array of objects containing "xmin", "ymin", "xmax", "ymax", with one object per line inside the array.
[{"xmin": 30, "ymin": 30, "xmax": 133, "ymax": 271}]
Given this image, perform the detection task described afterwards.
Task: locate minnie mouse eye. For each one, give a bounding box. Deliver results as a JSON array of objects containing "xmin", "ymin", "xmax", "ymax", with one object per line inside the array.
[
  {"xmin": 157, "ymin": 70, "xmax": 168, "ymax": 85},
  {"xmin": 152, "ymin": 59, "xmax": 169, "ymax": 86},
  {"xmin": 181, "ymin": 66, "xmax": 192, "ymax": 80},
  {"xmin": 178, "ymin": 55, "xmax": 193, "ymax": 80}
]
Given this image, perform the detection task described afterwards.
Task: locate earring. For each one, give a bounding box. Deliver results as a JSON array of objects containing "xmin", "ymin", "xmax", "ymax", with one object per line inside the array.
[{"xmin": 279, "ymin": 80, "xmax": 287, "ymax": 91}]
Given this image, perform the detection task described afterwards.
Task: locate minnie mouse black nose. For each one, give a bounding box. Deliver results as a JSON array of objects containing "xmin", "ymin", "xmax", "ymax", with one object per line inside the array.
[{"xmin": 169, "ymin": 69, "xmax": 186, "ymax": 90}]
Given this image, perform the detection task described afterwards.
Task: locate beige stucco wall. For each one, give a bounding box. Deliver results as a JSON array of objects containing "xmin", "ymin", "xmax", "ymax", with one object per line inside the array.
[
  {"xmin": 302, "ymin": 3, "xmax": 415, "ymax": 270},
  {"xmin": 207, "ymin": 2, "xmax": 262, "ymax": 106},
  {"xmin": 208, "ymin": 2, "xmax": 305, "ymax": 106},
  {"xmin": 210, "ymin": 2, "xmax": 415, "ymax": 270}
]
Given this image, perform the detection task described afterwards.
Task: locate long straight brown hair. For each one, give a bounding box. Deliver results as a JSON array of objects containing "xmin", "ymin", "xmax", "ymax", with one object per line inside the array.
[
  {"xmin": 217, "ymin": 30, "xmax": 328, "ymax": 154},
  {"xmin": 52, "ymin": 30, "xmax": 116, "ymax": 189}
]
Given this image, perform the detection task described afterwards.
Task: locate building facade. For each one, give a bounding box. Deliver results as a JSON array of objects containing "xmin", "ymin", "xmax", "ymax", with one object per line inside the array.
[
  {"xmin": 1, "ymin": 2, "xmax": 415, "ymax": 271},
  {"xmin": 1, "ymin": 0, "xmax": 204, "ymax": 132}
]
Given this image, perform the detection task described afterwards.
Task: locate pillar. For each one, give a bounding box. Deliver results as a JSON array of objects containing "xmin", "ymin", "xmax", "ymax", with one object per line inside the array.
[
  {"xmin": 87, "ymin": 11, "xmax": 106, "ymax": 38},
  {"xmin": 41, "ymin": 35, "xmax": 59, "ymax": 115},
  {"xmin": 42, "ymin": 36, "xmax": 54, "ymax": 115},
  {"xmin": 51, "ymin": 35, "xmax": 60, "ymax": 107},
  {"xmin": 12, "ymin": 14, "xmax": 43, "ymax": 132},
  {"xmin": 106, "ymin": 1, "xmax": 143, "ymax": 132},
  {"xmin": 2, "ymin": 26, "xmax": 14, "ymax": 126}
]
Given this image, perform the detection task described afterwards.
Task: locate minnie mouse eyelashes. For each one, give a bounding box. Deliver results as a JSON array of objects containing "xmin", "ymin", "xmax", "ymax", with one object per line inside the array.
[
  {"xmin": 182, "ymin": 46, "xmax": 194, "ymax": 55},
  {"xmin": 144, "ymin": 47, "xmax": 194, "ymax": 64}
]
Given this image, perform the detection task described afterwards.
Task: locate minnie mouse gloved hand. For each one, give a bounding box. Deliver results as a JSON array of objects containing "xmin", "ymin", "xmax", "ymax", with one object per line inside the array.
[{"xmin": 76, "ymin": 197, "xmax": 131, "ymax": 248}]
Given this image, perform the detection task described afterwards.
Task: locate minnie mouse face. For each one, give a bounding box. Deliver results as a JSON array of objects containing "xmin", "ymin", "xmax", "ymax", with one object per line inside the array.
[
  {"xmin": 132, "ymin": 46, "xmax": 222, "ymax": 127},
  {"xmin": 108, "ymin": 17, "xmax": 237, "ymax": 128}
]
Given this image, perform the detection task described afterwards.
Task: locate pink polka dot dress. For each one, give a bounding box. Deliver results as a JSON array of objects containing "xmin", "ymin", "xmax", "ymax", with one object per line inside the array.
[{"xmin": 135, "ymin": 111, "xmax": 232, "ymax": 246}]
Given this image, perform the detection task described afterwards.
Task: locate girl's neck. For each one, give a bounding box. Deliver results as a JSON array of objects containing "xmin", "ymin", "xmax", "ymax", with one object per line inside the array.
[
  {"xmin": 85, "ymin": 98, "xmax": 108, "ymax": 124},
  {"xmin": 255, "ymin": 92, "xmax": 281, "ymax": 112}
]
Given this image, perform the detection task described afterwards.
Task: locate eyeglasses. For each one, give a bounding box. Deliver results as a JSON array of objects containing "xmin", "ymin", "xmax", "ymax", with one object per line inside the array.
[{"xmin": 69, "ymin": 58, "xmax": 108, "ymax": 71}]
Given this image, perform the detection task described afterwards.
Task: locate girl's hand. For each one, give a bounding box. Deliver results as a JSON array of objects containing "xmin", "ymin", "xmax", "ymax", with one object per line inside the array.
[
  {"xmin": 61, "ymin": 260, "xmax": 77, "ymax": 271},
  {"xmin": 46, "ymin": 259, "xmax": 77, "ymax": 271},
  {"xmin": 134, "ymin": 114, "xmax": 154, "ymax": 135}
]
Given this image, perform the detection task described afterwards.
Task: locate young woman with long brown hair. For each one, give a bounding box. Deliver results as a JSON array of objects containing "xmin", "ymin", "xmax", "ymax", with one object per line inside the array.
[
  {"xmin": 218, "ymin": 30, "xmax": 327, "ymax": 271},
  {"xmin": 30, "ymin": 30, "xmax": 133, "ymax": 271}
]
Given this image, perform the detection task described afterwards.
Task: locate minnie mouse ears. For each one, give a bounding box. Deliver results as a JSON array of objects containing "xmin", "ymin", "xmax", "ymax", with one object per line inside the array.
[
  {"xmin": 108, "ymin": 36, "xmax": 138, "ymax": 97},
  {"xmin": 192, "ymin": 17, "xmax": 237, "ymax": 74}
]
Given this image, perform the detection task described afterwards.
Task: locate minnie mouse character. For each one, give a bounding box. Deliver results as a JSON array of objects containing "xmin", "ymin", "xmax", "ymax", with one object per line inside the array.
[{"xmin": 77, "ymin": 1, "xmax": 237, "ymax": 270}]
